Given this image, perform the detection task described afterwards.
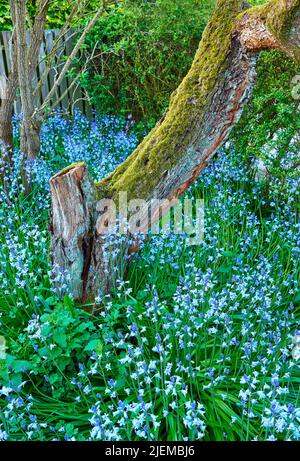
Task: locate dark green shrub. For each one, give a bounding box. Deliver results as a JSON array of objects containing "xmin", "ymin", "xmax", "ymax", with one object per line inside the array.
[
  {"xmin": 81, "ymin": 0, "xmax": 214, "ymax": 122},
  {"xmin": 232, "ymin": 50, "xmax": 300, "ymax": 178}
]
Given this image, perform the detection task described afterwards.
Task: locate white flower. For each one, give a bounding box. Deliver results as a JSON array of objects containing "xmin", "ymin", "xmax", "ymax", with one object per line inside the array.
[{"xmin": 0, "ymin": 386, "xmax": 13, "ymax": 396}]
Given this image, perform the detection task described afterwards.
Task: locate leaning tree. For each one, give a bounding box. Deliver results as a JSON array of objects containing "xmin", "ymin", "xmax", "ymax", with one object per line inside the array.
[{"xmin": 50, "ymin": 0, "xmax": 300, "ymax": 301}]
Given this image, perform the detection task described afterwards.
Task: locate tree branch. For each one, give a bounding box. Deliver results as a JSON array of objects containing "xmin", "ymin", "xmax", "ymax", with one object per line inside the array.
[
  {"xmin": 237, "ymin": 0, "xmax": 300, "ymax": 56},
  {"xmin": 39, "ymin": 2, "xmax": 107, "ymax": 113}
]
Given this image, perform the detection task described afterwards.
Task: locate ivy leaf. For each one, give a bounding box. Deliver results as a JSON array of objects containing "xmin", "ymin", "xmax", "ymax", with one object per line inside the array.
[{"xmin": 10, "ymin": 359, "xmax": 32, "ymax": 373}]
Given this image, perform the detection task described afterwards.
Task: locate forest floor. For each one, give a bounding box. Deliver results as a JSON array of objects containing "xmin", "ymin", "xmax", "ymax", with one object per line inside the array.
[{"xmin": 0, "ymin": 112, "xmax": 299, "ymax": 441}]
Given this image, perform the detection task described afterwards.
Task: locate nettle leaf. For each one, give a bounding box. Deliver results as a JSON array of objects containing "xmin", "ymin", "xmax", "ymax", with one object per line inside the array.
[
  {"xmin": 63, "ymin": 295, "xmax": 75, "ymax": 310},
  {"xmin": 38, "ymin": 345, "xmax": 62, "ymax": 360},
  {"xmin": 68, "ymin": 338, "xmax": 83, "ymax": 350},
  {"xmin": 65, "ymin": 423, "xmax": 75, "ymax": 437},
  {"xmin": 44, "ymin": 296, "xmax": 59, "ymax": 306},
  {"xmin": 84, "ymin": 339, "xmax": 103, "ymax": 354},
  {"xmin": 116, "ymin": 366, "xmax": 127, "ymax": 389},
  {"xmin": 75, "ymin": 322, "xmax": 94, "ymax": 333}
]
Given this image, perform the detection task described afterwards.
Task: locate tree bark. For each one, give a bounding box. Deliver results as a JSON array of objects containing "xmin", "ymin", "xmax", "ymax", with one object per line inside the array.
[{"xmin": 50, "ymin": 0, "xmax": 300, "ymax": 301}]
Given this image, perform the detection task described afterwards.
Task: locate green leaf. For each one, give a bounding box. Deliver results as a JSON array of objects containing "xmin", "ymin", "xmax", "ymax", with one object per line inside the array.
[
  {"xmin": 53, "ymin": 331, "xmax": 67, "ymax": 348},
  {"xmin": 294, "ymin": 291, "xmax": 300, "ymax": 303}
]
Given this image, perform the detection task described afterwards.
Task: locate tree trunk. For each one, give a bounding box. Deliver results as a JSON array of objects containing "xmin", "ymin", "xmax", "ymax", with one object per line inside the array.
[
  {"xmin": 0, "ymin": 97, "xmax": 15, "ymax": 160},
  {"xmin": 50, "ymin": 163, "xmax": 127, "ymax": 300},
  {"xmin": 50, "ymin": 0, "xmax": 300, "ymax": 301}
]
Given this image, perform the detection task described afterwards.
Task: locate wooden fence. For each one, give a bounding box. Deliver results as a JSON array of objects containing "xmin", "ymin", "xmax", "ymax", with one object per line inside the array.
[{"xmin": 0, "ymin": 29, "xmax": 93, "ymax": 118}]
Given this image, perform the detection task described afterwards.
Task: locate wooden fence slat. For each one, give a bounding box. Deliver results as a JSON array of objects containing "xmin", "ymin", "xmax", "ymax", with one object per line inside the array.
[
  {"xmin": 38, "ymin": 38, "xmax": 49, "ymax": 106},
  {"xmin": 52, "ymin": 29, "xmax": 65, "ymax": 112},
  {"xmin": 57, "ymin": 31, "xmax": 70, "ymax": 113}
]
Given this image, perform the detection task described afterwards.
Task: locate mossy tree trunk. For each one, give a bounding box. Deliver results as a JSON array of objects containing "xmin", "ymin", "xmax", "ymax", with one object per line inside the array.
[{"xmin": 50, "ymin": 0, "xmax": 300, "ymax": 301}]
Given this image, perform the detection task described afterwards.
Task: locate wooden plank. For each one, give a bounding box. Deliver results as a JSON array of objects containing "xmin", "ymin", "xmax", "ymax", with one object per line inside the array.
[
  {"xmin": 57, "ymin": 30, "xmax": 69, "ymax": 113},
  {"xmin": 63, "ymin": 28, "xmax": 86, "ymax": 116},
  {"xmin": 0, "ymin": 75, "xmax": 6, "ymax": 107},
  {"xmin": 63, "ymin": 29, "xmax": 74, "ymax": 113},
  {"xmin": 26, "ymin": 30, "xmax": 39, "ymax": 108},
  {"xmin": 0, "ymin": 34, "xmax": 7, "ymax": 108},
  {"xmin": 1, "ymin": 31, "xmax": 21, "ymax": 114},
  {"xmin": 65, "ymin": 29, "xmax": 87, "ymax": 117}
]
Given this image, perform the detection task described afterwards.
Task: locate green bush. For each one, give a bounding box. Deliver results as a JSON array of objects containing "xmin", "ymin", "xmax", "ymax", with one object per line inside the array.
[{"xmin": 81, "ymin": 0, "xmax": 215, "ymax": 122}]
